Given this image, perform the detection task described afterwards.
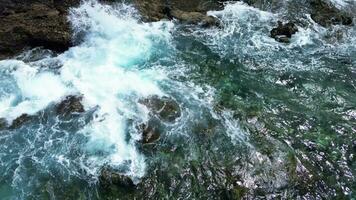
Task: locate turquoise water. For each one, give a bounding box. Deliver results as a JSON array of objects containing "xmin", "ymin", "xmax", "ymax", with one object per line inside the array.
[{"xmin": 0, "ymin": 1, "xmax": 355, "ymax": 199}]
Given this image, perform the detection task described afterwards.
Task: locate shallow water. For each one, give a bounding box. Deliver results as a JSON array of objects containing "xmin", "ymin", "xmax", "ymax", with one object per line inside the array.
[{"xmin": 0, "ymin": 0, "xmax": 355, "ymax": 199}]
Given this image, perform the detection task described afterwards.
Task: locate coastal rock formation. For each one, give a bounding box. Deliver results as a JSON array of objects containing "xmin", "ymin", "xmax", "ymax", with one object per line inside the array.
[
  {"xmin": 0, "ymin": 118, "xmax": 8, "ymax": 130},
  {"xmin": 310, "ymin": 0, "xmax": 353, "ymax": 27},
  {"xmin": 0, "ymin": 0, "xmax": 81, "ymax": 59},
  {"xmin": 139, "ymin": 95, "xmax": 181, "ymax": 123},
  {"xmin": 270, "ymin": 21, "xmax": 298, "ymax": 43},
  {"xmin": 9, "ymin": 114, "xmax": 33, "ymax": 129},
  {"xmin": 56, "ymin": 95, "xmax": 85, "ymax": 116},
  {"xmin": 134, "ymin": 0, "xmax": 221, "ymax": 26},
  {"xmin": 0, "ymin": 0, "xmax": 354, "ymax": 59},
  {"xmin": 237, "ymin": 0, "xmax": 353, "ymax": 27},
  {"xmin": 99, "ymin": 166, "xmax": 135, "ymax": 189},
  {"xmin": 0, "ymin": 95, "xmax": 85, "ymax": 130},
  {"xmin": 138, "ymin": 120, "xmax": 161, "ymax": 144},
  {"xmin": 0, "ymin": 0, "xmax": 225, "ymax": 59}
]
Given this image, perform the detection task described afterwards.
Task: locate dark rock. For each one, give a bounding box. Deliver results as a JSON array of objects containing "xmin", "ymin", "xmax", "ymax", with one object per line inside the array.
[
  {"xmin": 310, "ymin": 0, "xmax": 353, "ymax": 27},
  {"xmin": 219, "ymin": 185, "xmax": 249, "ymax": 199},
  {"xmin": 1, "ymin": 95, "xmax": 84, "ymax": 130},
  {"xmin": 133, "ymin": 0, "xmax": 166, "ymax": 22},
  {"xmin": 241, "ymin": 0, "xmax": 289, "ymax": 12},
  {"xmin": 99, "ymin": 166, "xmax": 135, "ymax": 189},
  {"xmin": 0, "ymin": 118, "xmax": 8, "ymax": 130},
  {"xmin": 9, "ymin": 114, "xmax": 32, "ymax": 129},
  {"xmin": 270, "ymin": 21, "xmax": 298, "ymax": 43},
  {"xmin": 0, "ymin": 0, "xmax": 82, "ymax": 59},
  {"xmin": 0, "ymin": 0, "xmax": 126, "ymax": 59},
  {"xmin": 138, "ymin": 120, "xmax": 161, "ymax": 144},
  {"xmin": 133, "ymin": 0, "xmax": 221, "ymax": 26},
  {"xmin": 56, "ymin": 95, "xmax": 85, "ymax": 116},
  {"xmin": 170, "ymin": 9, "xmax": 219, "ymax": 27},
  {"xmin": 0, "ymin": 0, "xmax": 225, "ymax": 59},
  {"xmin": 139, "ymin": 95, "xmax": 181, "ymax": 122}
]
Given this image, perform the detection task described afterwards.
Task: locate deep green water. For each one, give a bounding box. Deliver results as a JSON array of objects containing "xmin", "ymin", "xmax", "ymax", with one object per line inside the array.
[{"xmin": 0, "ymin": 1, "xmax": 355, "ymax": 199}]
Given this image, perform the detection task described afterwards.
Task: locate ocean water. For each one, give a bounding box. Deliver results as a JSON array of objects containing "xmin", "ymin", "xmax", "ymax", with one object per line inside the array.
[{"xmin": 0, "ymin": 0, "xmax": 355, "ymax": 199}]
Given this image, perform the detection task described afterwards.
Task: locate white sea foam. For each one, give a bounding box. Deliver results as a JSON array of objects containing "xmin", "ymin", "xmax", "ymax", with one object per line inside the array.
[
  {"xmin": 196, "ymin": 1, "xmax": 355, "ymax": 71},
  {"xmin": 61, "ymin": 1, "xmax": 174, "ymax": 178},
  {"xmin": 0, "ymin": 60, "xmax": 71, "ymax": 121},
  {"xmin": 0, "ymin": 0, "xmax": 174, "ymax": 179},
  {"xmin": 329, "ymin": 0, "xmax": 350, "ymax": 9}
]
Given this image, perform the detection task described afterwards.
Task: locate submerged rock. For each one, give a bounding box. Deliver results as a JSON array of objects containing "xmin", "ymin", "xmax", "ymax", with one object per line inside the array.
[
  {"xmin": 270, "ymin": 21, "xmax": 298, "ymax": 43},
  {"xmin": 139, "ymin": 95, "xmax": 181, "ymax": 123},
  {"xmin": 0, "ymin": 118, "xmax": 8, "ymax": 130},
  {"xmin": 99, "ymin": 166, "xmax": 135, "ymax": 189},
  {"xmin": 310, "ymin": 0, "xmax": 353, "ymax": 27},
  {"xmin": 242, "ymin": 0, "xmax": 286, "ymax": 11},
  {"xmin": 1, "ymin": 95, "xmax": 85, "ymax": 130},
  {"xmin": 56, "ymin": 95, "xmax": 85, "ymax": 116},
  {"xmin": 138, "ymin": 120, "xmax": 161, "ymax": 144},
  {"xmin": 0, "ymin": 95, "xmax": 85, "ymax": 130},
  {"xmin": 9, "ymin": 114, "xmax": 32, "ymax": 129}
]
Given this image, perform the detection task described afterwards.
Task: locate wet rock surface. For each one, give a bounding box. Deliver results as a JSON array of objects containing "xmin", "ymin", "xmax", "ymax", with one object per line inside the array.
[
  {"xmin": 237, "ymin": 0, "xmax": 354, "ymax": 28},
  {"xmin": 9, "ymin": 114, "xmax": 33, "ymax": 129},
  {"xmin": 0, "ymin": 0, "xmax": 118, "ymax": 59},
  {"xmin": 310, "ymin": 0, "xmax": 353, "ymax": 27},
  {"xmin": 270, "ymin": 21, "xmax": 298, "ymax": 43},
  {"xmin": 0, "ymin": 0, "xmax": 354, "ymax": 199},
  {"xmin": 0, "ymin": 0, "xmax": 81, "ymax": 59},
  {"xmin": 139, "ymin": 95, "xmax": 181, "ymax": 123},
  {"xmin": 99, "ymin": 166, "xmax": 135, "ymax": 189},
  {"xmin": 138, "ymin": 120, "xmax": 161, "ymax": 144},
  {"xmin": 0, "ymin": 0, "xmax": 353, "ymax": 60},
  {"xmin": 170, "ymin": 9, "xmax": 219, "ymax": 27},
  {"xmin": 0, "ymin": 118, "xmax": 8, "ymax": 130},
  {"xmin": 133, "ymin": 0, "xmax": 221, "ymax": 26},
  {"xmin": 0, "ymin": 95, "xmax": 85, "ymax": 130},
  {"xmin": 56, "ymin": 95, "xmax": 85, "ymax": 116},
  {"xmin": 242, "ymin": 0, "xmax": 285, "ymax": 11},
  {"xmin": 0, "ymin": 0, "xmax": 226, "ymax": 59}
]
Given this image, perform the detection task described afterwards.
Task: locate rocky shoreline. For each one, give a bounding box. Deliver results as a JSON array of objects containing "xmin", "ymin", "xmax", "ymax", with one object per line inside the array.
[
  {"xmin": 0, "ymin": 0, "xmax": 223, "ymax": 59},
  {"xmin": 0, "ymin": 0, "xmax": 80, "ymax": 59},
  {"xmin": 0, "ymin": 0, "xmax": 354, "ymax": 197},
  {"xmin": 0, "ymin": 0, "xmax": 354, "ymax": 59}
]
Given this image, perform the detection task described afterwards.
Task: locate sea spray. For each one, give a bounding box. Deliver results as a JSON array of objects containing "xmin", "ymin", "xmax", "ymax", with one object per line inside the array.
[
  {"xmin": 0, "ymin": 0, "xmax": 174, "ymax": 193},
  {"xmin": 0, "ymin": 0, "xmax": 353, "ymax": 198},
  {"xmin": 201, "ymin": 1, "xmax": 355, "ymax": 70},
  {"xmin": 62, "ymin": 1, "xmax": 174, "ymax": 179}
]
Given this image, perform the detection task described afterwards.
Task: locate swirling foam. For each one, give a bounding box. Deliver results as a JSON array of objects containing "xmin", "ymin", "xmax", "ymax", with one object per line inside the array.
[{"xmin": 0, "ymin": 0, "xmax": 174, "ymax": 180}]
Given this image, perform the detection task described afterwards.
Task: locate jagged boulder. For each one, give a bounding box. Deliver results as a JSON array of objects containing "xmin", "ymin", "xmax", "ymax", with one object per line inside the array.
[
  {"xmin": 99, "ymin": 166, "xmax": 135, "ymax": 189},
  {"xmin": 56, "ymin": 95, "xmax": 85, "ymax": 116},
  {"xmin": 9, "ymin": 114, "xmax": 32, "ymax": 129},
  {"xmin": 0, "ymin": 0, "xmax": 135, "ymax": 59},
  {"xmin": 139, "ymin": 95, "xmax": 181, "ymax": 123},
  {"xmin": 0, "ymin": 0, "xmax": 81, "ymax": 59},
  {"xmin": 1, "ymin": 95, "xmax": 85, "ymax": 130},
  {"xmin": 137, "ymin": 120, "xmax": 161, "ymax": 144},
  {"xmin": 133, "ymin": 0, "xmax": 221, "ymax": 26},
  {"xmin": 0, "ymin": 118, "xmax": 8, "ymax": 130},
  {"xmin": 270, "ymin": 21, "xmax": 298, "ymax": 43},
  {"xmin": 170, "ymin": 9, "xmax": 219, "ymax": 27},
  {"xmin": 310, "ymin": 0, "xmax": 353, "ymax": 27}
]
